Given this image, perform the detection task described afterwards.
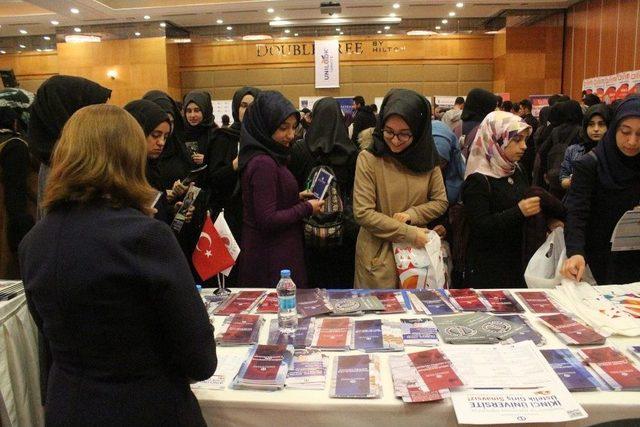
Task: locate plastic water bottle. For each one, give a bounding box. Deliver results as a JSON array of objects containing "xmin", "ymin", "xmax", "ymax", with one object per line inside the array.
[{"xmin": 276, "ymin": 269, "xmax": 298, "ymax": 334}]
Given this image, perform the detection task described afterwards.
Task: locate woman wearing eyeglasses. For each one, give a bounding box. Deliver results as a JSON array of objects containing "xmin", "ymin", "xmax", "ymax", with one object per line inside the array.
[{"xmin": 352, "ymin": 89, "xmax": 448, "ymax": 288}]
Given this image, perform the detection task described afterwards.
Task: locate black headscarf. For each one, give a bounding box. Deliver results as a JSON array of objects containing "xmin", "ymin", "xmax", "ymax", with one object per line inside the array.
[
  {"xmin": 351, "ymin": 104, "xmax": 377, "ymax": 145},
  {"xmin": 143, "ymin": 90, "xmax": 185, "ymax": 136},
  {"xmin": 123, "ymin": 99, "xmax": 171, "ymax": 191},
  {"xmin": 368, "ymin": 88, "xmax": 438, "ymax": 173},
  {"xmin": 28, "ymin": 75, "xmax": 111, "ymax": 165},
  {"xmin": 580, "ymin": 103, "xmax": 610, "ymax": 150},
  {"xmin": 183, "ymin": 90, "xmax": 213, "ymax": 139},
  {"xmin": 461, "ymin": 88, "xmax": 498, "ymax": 123},
  {"xmin": 554, "ymin": 100, "xmax": 583, "ymax": 126},
  {"xmin": 218, "ymin": 86, "xmax": 261, "ymax": 139},
  {"xmin": 538, "ymin": 106, "xmax": 550, "ymax": 125},
  {"xmin": 593, "ymin": 95, "xmax": 640, "ymax": 190},
  {"xmin": 124, "ymin": 100, "xmax": 170, "ymax": 137},
  {"xmin": 305, "ymin": 97, "xmax": 357, "ymax": 166},
  {"xmin": 238, "ymin": 91, "xmax": 299, "ymax": 170}
]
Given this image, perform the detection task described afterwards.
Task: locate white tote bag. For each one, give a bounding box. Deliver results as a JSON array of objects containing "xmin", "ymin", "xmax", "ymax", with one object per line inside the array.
[
  {"xmin": 524, "ymin": 227, "xmax": 566, "ymax": 289},
  {"xmin": 393, "ymin": 230, "xmax": 446, "ymax": 289}
]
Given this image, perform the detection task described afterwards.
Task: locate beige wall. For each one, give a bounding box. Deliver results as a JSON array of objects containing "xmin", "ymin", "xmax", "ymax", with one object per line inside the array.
[
  {"xmin": 179, "ymin": 35, "xmax": 495, "ymax": 102},
  {"xmin": 0, "ymin": 51, "xmax": 57, "ymax": 93}
]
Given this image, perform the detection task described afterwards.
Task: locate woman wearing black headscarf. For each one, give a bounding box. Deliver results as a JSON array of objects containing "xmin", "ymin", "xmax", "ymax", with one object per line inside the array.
[
  {"xmin": 562, "ymin": 95, "xmax": 640, "ymax": 285},
  {"xmin": 238, "ymin": 91, "xmax": 324, "ymax": 288},
  {"xmin": 353, "ymin": 89, "xmax": 448, "ymax": 289},
  {"xmin": 460, "ymin": 88, "xmax": 498, "ymax": 159},
  {"xmin": 183, "ymin": 91, "xmax": 215, "ymax": 168},
  {"xmin": 124, "ymin": 99, "xmax": 174, "ymax": 223},
  {"xmin": 29, "ymin": 75, "xmax": 111, "ymax": 219},
  {"xmin": 143, "ymin": 90, "xmax": 192, "ymax": 191},
  {"xmin": 289, "ymin": 97, "xmax": 359, "ymax": 288}
]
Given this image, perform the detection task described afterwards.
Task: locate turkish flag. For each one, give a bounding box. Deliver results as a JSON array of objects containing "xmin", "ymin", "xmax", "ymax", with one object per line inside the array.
[{"xmin": 192, "ymin": 214, "xmax": 235, "ymax": 281}]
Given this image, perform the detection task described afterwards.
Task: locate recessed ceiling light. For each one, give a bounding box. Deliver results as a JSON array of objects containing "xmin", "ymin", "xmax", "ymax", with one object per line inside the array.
[
  {"xmin": 143, "ymin": 15, "xmax": 150, "ymax": 20},
  {"xmin": 384, "ymin": 25, "xmax": 390, "ymax": 30},
  {"xmin": 267, "ymin": 8, "xmax": 274, "ymax": 13},
  {"xmin": 340, "ymin": 31, "xmax": 344, "ymax": 35},
  {"xmin": 449, "ymin": 11, "xmax": 456, "ymax": 17},
  {"xmin": 216, "ymin": 19, "xmax": 223, "ymax": 24},
  {"xmin": 19, "ymin": 29, "xmax": 28, "ymax": 35},
  {"xmin": 50, "ymin": 20, "xmax": 59, "ymax": 25},
  {"xmin": 336, "ymin": 28, "xmax": 340, "ymax": 31},
  {"xmin": 284, "ymin": 29, "xmax": 290, "ymax": 33},
  {"xmin": 134, "ymin": 32, "xmax": 141, "ymax": 36},
  {"xmin": 456, "ymin": 2, "xmax": 464, "ymax": 8},
  {"xmin": 65, "ymin": 35, "xmax": 101, "ymax": 43},
  {"xmin": 226, "ymin": 26, "xmax": 233, "ymax": 30},
  {"xmin": 242, "ymin": 34, "xmax": 272, "ymax": 41},
  {"xmin": 0, "ymin": 50, "xmax": 5, "ymax": 54},
  {"xmin": 377, "ymin": 30, "xmax": 382, "ymax": 34},
  {"xmin": 74, "ymin": 27, "xmax": 81, "ymax": 32},
  {"xmin": 435, "ymin": 26, "xmax": 441, "ymax": 30},
  {"xmin": 19, "ymin": 44, "xmax": 26, "ymax": 48},
  {"xmin": 393, "ymin": 3, "xmax": 400, "ymax": 8},
  {"xmin": 442, "ymin": 19, "xmax": 448, "ymax": 24},
  {"xmin": 70, "ymin": 8, "xmax": 79, "ymax": 14},
  {"xmin": 160, "ymin": 22, "xmax": 167, "ymax": 27},
  {"xmin": 389, "ymin": 13, "xmax": 396, "ymax": 17},
  {"xmin": 43, "ymin": 36, "xmax": 51, "ymax": 40},
  {"xmin": 294, "ymin": 33, "xmax": 299, "ymax": 36}
]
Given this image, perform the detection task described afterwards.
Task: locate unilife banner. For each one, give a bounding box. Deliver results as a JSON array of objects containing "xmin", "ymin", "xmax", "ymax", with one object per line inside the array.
[{"xmin": 314, "ymin": 40, "xmax": 340, "ymax": 88}]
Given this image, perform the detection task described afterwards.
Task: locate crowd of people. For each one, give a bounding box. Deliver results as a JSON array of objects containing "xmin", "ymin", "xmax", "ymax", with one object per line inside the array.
[{"xmin": 1, "ymin": 73, "xmax": 638, "ymax": 426}]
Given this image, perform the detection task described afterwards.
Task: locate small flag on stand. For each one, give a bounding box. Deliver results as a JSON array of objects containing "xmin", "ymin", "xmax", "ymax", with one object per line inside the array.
[{"xmin": 192, "ymin": 212, "xmax": 238, "ymax": 281}]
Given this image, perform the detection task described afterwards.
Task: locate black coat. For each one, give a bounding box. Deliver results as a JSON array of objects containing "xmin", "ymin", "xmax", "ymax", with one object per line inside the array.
[
  {"xmin": 564, "ymin": 153, "xmax": 640, "ymax": 284},
  {"xmin": 18, "ymin": 203, "xmax": 216, "ymax": 427},
  {"xmin": 462, "ymin": 167, "xmax": 528, "ymax": 288},
  {"xmin": 206, "ymin": 128, "xmax": 241, "ymax": 230}
]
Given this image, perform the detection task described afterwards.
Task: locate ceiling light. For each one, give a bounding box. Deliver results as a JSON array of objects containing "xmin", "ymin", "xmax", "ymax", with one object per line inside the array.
[
  {"xmin": 216, "ymin": 19, "xmax": 223, "ymax": 24},
  {"xmin": 384, "ymin": 25, "xmax": 390, "ymax": 30},
  {"xmin": 107, "ymin": 70, "xmax": 118, "ymax": 79},
  {"xmin": 226, "ymin": 26, "xmax": 233, "ymax": 30},
  {"xmin": 335, "ymin": 28, "xmax": 340, "ymax": 31},
  {"xmin": 274, "ymin": 16, "xmax": 281, "ymax": 21},
  {"xmin": 449, "ymin": 11, "xmax": 456, "ymax": 17},
  {"xmin": 74, "ymin": 27, "xmax": 81, "ymax": 32},
  {"xmin": 143, "ymin": 15, "xmax": 150, "ymax": 20},
  {"xmin": 435, "ymin": 26, "xmax": 441, "ymax": 30},
  {"xmin": 267, "ymin": 8, "xmax": 274, "ymax": 13},
  {"xmin": 485, "ymin": 30, "xmax": 500, "ymax": 34},
  {"xmin": 43, "ymin": 36, "xmax": 51, "ymax": 40},
  {"xmin": 389, "ymin": 13, "xmax": 396, "ymax": 17},
  {"xmin": 70, "ymin": 8, "xmax": 79, "ymax": 14},
  {"xmin": 19, "ymin": 29, "xmax": 27, "ymax": 35},
  {"xmin": 442, "ymin": 19, "xmax": 448, "ymax": 24},
  {"xmin": 456, "ymin": 2, "xmax": 464, "ymax": 7},
  {"xmin": 242, "ymin": 34, "xmax": 272, "ymax": 41},
  {"xmin": 51, "ymin": 20, "xmax": 59, "ymax": 25},
  {"xmin": 134, "ymin": 32, "xmax": 141, "ymax": 36},
  {"xmin": 65, "ymin": 35, "xmax": 101, "ymax": 43},
  {"xmin": 172, "ymin": 38, "xmax": 191, "ymax": 43},
  {"xmin": 377, "ymin": 30, "xmax": 382, "ymax": 34},
  {"xmin": 340, "ymin": 31, "xmax": 344, "ymax": 35},
  {"xmin": 18, "ymin": 44, "xmax": 26, "ymax": 48},
  {"xmin": 36, "ymin": 48, "xmax": 42, "ymax": 52},
  {"xmin": 407, "ymin": 30, "xmax": 437, "ymax": 36},
  {"xmin": 294, "ymin": 33, "xmax": 299, "ymax": 36},
  {"xmin": 269, "ymin": 20, "xmax": 292, "ymax": 26},
  {"xmin": 160, "ymin": 22, "xmax": 167, "ymax": 27},
  {"xmin": 393, "ymin": 3, "xmax": 400, "ymax": 8},
  {"xmin": 284, "ymin": 29, "xmax": 290, "ymax": 33},
  {"xmin": 0, "ymin": 51, "xmax": 5, "ymax": 54}
]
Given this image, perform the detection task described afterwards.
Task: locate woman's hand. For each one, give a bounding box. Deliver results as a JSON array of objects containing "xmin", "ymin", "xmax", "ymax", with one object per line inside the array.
[
  {"xmin": 232, "ymin": 156, "xmax": 239, "ymax": 171},
  {"xmin": 299, "ymin": 190, "xmax": 315, "ymax": 200},
  {"xmin": 414, "ymin": 228, "xmax": 429, "ymax": 247},
  {"xmin": 192, "ymin": 153, "xmax": 205, "ymax": 165},
  {"xmin": 547, "ymin": 218, "xmax": 564, "ymax": 231},
  {"xmin": 393, "ymin": 212, "xmax": 411, "ymax": 224},
  {"xmin": 518, "ymin": 196, "xmax": 541, "ymax": 217},
  {"xmin": 432, "ymin": 224, "xmax": 446, "ymax": 238},
  {"xmin": 174, "ymin": 203, "xmax": 196, "ymax": 223},
  {"xmin": 308, "ymin": 199, "xmax": 325, "ymax": 215},
  {"xmin": 172, "ymin": 180, "xmax": 188, "ymax": 198},
  {"xmin": 561, "ymin": 255, "xmax": 586, "ymax": 282}
]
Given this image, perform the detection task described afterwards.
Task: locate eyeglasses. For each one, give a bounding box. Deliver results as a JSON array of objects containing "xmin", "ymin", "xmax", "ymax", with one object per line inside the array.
[{"xmin": 383, "ymin": 128, "xmax": 413, "ymax": 143}]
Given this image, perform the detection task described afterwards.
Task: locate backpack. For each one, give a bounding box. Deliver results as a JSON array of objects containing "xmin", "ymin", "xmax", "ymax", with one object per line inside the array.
[{"xmin": 303, "ymin": 164, "xmax": 346, "ymax": 249}]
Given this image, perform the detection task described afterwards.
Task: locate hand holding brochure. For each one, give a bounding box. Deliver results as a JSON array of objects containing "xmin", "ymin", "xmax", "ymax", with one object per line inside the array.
[{"xmin": 309, "ymin": 166, "xmax": 335, "ymax": 200}]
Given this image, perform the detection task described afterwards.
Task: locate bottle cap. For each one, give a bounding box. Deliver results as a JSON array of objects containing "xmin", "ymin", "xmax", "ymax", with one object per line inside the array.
[{"xmin": 280, "ymin": 269, "xmax": 291, "ymax": 278}]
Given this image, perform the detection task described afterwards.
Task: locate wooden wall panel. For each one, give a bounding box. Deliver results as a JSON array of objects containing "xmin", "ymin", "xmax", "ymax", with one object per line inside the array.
[
  {"xmin": 563, "ymin": 0, "xmax": 640, "ymax": 99},
  {"xmin": 0, "ymin": 52, "xmax": 57, "ymax": 90}
]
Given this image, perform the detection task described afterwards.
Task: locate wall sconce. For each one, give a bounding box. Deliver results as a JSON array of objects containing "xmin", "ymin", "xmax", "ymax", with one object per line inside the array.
[{"xmin": 107, "ymin": 69, "xmax": 118, "ymax": 80}]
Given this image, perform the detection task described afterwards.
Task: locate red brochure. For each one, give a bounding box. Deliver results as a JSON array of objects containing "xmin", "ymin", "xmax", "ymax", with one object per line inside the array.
[
  {"xmin": 215, "ymin": 291, "xmax": 265, "ymax": 315},
  {"xmin": 580, "ymin": 347, "xmax": 640, "ymax": 390},
  {"xmin": 515, "ymin": 291, "xmax": 561, "ymax": 313},
  {"xmin": 243, "ymin": 344, "xmax": 288, "ymax": 381},
  {"xmin": 375, "ymin": 292, "xmax": 405, "ymax": 314},
  {"xmin": 538, "ymin": 313, "xmax": 606, "ymax": 345},
  {"xmin": 256, "ymin": 292, "xmax": 279, "ymax": 313},
  {"xmin": 447, "ymin": 289, "xmax": 490, "ymax": 312},
  {"xmin": 479, "ymin": 290, "xmax": 524, "ymax": 313},
  {"xmin": 407, "ymin": 349, "xmax": 464, "ymax": 391},
  {"xmin": 314, "ymin": 318, "xmax": 351, "ymax": 349}
]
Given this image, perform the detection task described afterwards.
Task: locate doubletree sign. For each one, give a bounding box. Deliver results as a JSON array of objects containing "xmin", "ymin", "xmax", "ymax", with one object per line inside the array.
[{"xmin": 255, "ymin": 40, "xmax": 405, "ymax": 57}]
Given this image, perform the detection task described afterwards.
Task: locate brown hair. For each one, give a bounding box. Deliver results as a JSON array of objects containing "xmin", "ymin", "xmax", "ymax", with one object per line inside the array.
[{"xmin": 43, "ymin": 104, "xmax": 156, "ymax": 215}]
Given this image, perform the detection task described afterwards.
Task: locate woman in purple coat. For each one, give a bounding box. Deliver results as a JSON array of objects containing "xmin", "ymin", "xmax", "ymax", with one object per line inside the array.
[{"xmin": 238, "ymin": 91, "xmax": 324, "ymax": 287}]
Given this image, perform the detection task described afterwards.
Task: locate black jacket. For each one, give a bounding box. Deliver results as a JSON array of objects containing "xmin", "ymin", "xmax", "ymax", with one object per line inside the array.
[
  {"xmin": 19, "ymin": 203, "xmax": 216, "ymax": 427},
  {"xmin": 564, "ymin": 153, "xmax": 640, "ymax": 284}
]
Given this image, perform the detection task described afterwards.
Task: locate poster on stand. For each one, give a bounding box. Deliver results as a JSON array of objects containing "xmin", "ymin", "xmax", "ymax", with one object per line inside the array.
[
  {"xmin": 529, "ymin": 95, "xmax": 551, "ymax": 118},
  {"xmin": 211, "ymin": 100, "xmax": 232, "ymax": 127},
  {"xmin": 314, "ymin": 40, "xmax": 340, "ymax": 88}
]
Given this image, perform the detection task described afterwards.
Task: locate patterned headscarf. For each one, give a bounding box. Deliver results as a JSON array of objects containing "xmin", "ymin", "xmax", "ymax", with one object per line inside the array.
[{"xmin": 464, "ymin": 111, "xmax": 531, "ymax": 179}]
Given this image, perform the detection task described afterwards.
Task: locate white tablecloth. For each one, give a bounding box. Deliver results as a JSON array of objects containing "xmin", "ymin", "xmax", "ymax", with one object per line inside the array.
[
  {"xmin": 195, "ymin": 288, "xmax": 640, "ymax": 427},
  {"xmin": 0, "ymin": 293, "xmax": 43, "ymax": 427}
]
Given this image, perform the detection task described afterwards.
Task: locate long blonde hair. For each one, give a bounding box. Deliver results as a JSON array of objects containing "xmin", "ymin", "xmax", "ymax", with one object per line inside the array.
[{"xmin": 43, "ymin": 104, "xmax": 156, "ymax": 215}]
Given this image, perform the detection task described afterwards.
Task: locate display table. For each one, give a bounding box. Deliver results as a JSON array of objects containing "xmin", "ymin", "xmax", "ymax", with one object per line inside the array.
[
  {"xmin": 194, "ymin": 288, "xmax": 640, "ymax": 427},
  {"xmin": 0, "ymin": 292, "xmax": 43, "ymax": 427}
]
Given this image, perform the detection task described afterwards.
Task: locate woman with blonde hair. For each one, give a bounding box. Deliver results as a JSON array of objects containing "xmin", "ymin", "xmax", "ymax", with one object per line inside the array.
[{"xmin": 19, "ymin": 104, "xmax": 215, "ymax": 427}]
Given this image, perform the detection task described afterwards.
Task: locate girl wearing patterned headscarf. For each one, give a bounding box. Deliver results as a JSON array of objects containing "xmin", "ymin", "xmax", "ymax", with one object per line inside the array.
[{"xmin": 462, "ymin": 111, "xmax": 537, "ymax": 288}]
